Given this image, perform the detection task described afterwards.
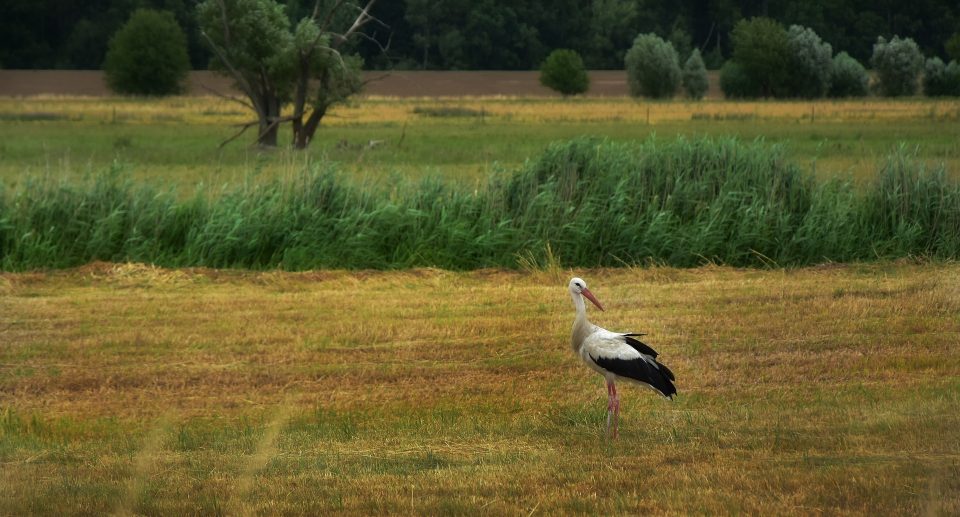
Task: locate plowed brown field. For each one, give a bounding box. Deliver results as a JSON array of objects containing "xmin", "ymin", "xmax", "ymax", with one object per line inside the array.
[{"xmin": 0, "ymin": 70, "xmax": 723, "ymax": 98}]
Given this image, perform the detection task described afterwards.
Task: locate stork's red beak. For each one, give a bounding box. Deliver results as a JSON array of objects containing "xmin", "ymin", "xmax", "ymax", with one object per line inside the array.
[{"xmin": 581, "ymin": 288, "xmax": 604, "ymax": 311}]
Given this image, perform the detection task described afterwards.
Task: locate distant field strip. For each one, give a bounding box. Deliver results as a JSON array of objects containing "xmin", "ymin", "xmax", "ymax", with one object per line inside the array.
[{"xmin": 1, "ymin": 96, "xmax": 959, "ymax": 126}]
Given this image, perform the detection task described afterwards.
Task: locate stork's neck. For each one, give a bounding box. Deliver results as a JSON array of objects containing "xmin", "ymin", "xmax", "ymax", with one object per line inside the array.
[
  {"xmin": 571, "ymin": 290, "xmax": 587, "ymax": 319},
  {"xmin": 570, "ymin": 291, "xmax": 593, "ymax": 352}
]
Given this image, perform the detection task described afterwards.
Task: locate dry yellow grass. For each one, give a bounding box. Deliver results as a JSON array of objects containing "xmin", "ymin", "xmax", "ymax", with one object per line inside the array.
[
  {"xmin": 1, "ymin": 262, "xmax": 959, "ymax": 514},
  {"xmin": 2, "ymin": 95, "xmax": 959, "ymax": 126}
]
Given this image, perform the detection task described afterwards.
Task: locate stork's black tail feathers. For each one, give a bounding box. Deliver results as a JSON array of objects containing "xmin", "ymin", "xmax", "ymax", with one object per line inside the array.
[{"xmin": 594, "ymin": 334, "xmax": 677, "ymax": 399}]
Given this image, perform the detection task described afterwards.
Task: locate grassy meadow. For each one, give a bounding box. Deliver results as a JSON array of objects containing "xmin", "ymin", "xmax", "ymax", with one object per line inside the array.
[
  {"xmin": 2, "ymin": 93, "xmax": 960, "ymax": 514},
  {"xmin": 1, "ymin": 262, "xmax": 959, "ymax": 514},
  {"xmin": 1, "ymin": 96, "xmax": 960, "ymax": 187}
]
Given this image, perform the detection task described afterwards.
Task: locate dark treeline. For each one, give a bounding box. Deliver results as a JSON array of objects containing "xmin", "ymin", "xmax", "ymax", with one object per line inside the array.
[{"xmin": 2, "ymin": 0, "xmax": 957, "ymax": 71}]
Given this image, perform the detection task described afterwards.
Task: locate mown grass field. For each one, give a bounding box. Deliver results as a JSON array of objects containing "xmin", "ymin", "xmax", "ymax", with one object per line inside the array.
[
  {"xmin": 2, "ymin": 93, "xmax": 960, "ymax": 514},
  {"xmin": 2, "ymin": 96, "xmax": 959, "ymax": 187},
  {"xmin": 1, "ymin": 262, "xmax": 959, "ymax": 514}
]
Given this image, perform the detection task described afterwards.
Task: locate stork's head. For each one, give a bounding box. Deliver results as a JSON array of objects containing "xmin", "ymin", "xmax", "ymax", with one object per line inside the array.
[{"xmin": 569, "ymin": 277, "xmax": 604, "ymax": 311}]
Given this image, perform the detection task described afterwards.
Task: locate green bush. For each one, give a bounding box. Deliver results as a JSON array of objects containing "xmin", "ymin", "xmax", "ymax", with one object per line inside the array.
[
  {"xmin": 785, "ymin": 25, "xmax": 832, "ymax": 98},
  {"xmin": 682, "ymin": 49, "xmax": 709, "ymax": 99},
  {"xmin": 923, "ymin": 57, "xmax": 960, "ymax": 97},
  {"xmin": 719, "ymin": 60, "xmax": 760, "ymax": 99},
  {"xmin": 828, "ymin": 52, "xmax": 869, "ymax": 97},
  {"xmin": 625, "ymin": 33, "xmax": 680, "ymax": 99},
  {"xmin": 103, "ymin": 9, "xmax": 190, "ymax": 96},
  {"xmin": 731, "ymin": 17, "xmax": 790, "ymax": 97},
  {"xmin": 539, "ymin": 49, "xmax": 589, "ymax": 96},
  {"xmin": 871, "ymin": 36, "xmax": 923, "ymax": 97}
]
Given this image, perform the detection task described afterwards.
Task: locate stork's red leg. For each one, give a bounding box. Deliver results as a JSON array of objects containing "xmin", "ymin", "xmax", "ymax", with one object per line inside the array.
[
  {"xmin": 605, "ymin": 379, "xmax": 616, "ymax": 438},
  {"xmin": 611, "ymin": 382, "xmax": 620, "ymax": 439}
]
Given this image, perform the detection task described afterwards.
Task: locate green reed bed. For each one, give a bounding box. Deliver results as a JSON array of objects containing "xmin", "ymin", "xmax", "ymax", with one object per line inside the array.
[{"xmin": 1, "ymin": 137, "xmax": 958, "ymax": 271}]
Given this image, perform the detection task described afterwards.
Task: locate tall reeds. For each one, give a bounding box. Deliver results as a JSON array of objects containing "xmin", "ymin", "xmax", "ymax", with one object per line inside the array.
[{"xmin": 2, "ymin": 137, "xmax": 957, "ymax": 271}]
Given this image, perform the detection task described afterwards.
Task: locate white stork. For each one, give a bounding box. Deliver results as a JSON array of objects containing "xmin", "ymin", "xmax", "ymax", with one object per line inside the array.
[{"xmin": 568, "ymin": 277, "xmax": 676, "ymax": 438}]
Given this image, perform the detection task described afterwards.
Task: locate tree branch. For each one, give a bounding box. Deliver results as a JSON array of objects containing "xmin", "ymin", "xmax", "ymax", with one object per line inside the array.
[
  {"xmin": 201, "ymin": 84, "xmax": 254, "ymax": 111},
  {"xmin": 200, "ymin": 30, "xmax": 256, "ymax": 107},
  {"xmin": 333, "ymin": 0, "xmax": 381, "ymax": 48},
  {"xmin": 219, "ymin": 119, "xmax": 258, "ymax": 149}
]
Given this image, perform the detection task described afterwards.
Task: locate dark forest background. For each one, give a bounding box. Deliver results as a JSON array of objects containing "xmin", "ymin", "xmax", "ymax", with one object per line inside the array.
[{"xmin": 2, "ymin": 0, "xmax": 957, "ymax": 71}]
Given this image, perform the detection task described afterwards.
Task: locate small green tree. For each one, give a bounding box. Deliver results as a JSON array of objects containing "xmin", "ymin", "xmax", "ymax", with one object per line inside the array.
[
  {"xmin": 681, "ymin": 49, "xmax": 708, "ymax": 99},
  {"xmin": 103, "ymin": 9, "xmax": 190, "ymax": 96},
  {"xmin": 625, "ymin": 33, "xmax": 680, "ymax": 99},
  {"xmin": 668, "ymin": 23, "xmax": 693, "ymax": 61},
  {"xmin": 828, "ymin": 52, "xmax": 869, "ymax": 97},
  {"xmin": 731, "ymin": 17, "xmax": 790, "ymax": 97},
  {"xmin": 785, "ymin": 24, "xmax": 832, "ymax": 98},
  {"xmin": 539, "ymin": 49, "xmax": 589, "ymax": 96},
  {"xmin": 719, "ymin": 60, "xmax": 760, "ymax": 99},
  {"xmin": 923, "ymin": 57, "xmax": 960, "ymax": 97},
  {"xmin": 871, "ymin": 36, "xmax": 924, "ymax": 97}
]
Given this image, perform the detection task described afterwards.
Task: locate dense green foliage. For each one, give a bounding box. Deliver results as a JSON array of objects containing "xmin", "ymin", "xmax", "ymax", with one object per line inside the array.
[
  {"xmin": 719, "ymin": 60, "xmax": 757, "ymax": 99},
  {"xmin": 539, "ymin": 49, "xmax": 589, "ymax": 96},
  {"xmin": 197, "ymin": 0, "xmax": 365, "ymax": 148},
  {"xmin": 625, "ymin": 34, "xmax": 680, "ymax": 99},
  {"xmin": 922, "ymin": 58, "xmax": 960, "ymax": 97},
  {"xmin": 103, "ymin": 9, "xmax": 189, "ymax": 96},
  {"xmin": 681, "ymin": 49, "xmax": 708, "ymax": 99},
  {"xmin": 724, "ymin": 20, "xmax": 838, "ymax": 99},
  {"xmin": 785, "ymin": 24, "xmax": 833, "ymax": 98},
  {"xmin": 871, "ymin": 36, "xmax": 924, "ymax": 97},
  {"xmin": 828, "ymin": 52, "xmax": 869, "ymax": 97},
  {"xmin": 4, "ymin": 1, "xmax": 958, "ymax": 71},
  {"xmin": 730, "ymin": 17, "xmax": 790, "ymax": 97},
  {"xmin": 2, "ymin": 138, "xmax": 958, "ymax": 271}
]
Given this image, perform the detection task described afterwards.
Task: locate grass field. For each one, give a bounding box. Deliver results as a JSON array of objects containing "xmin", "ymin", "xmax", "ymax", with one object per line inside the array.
[
  {"xmin": 1, "ymin": 262, "xmax": 959, "ymax": 514},
  {"xmin": 2, "ymin": 96, "xmax": 959, "ymax": 187},
  {"xmin": 2, "ymin": 93, "xmax": 960, "ymax": 514}
]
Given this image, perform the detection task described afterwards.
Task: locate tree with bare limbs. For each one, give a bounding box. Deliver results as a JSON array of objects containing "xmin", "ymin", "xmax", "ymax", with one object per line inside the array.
[{"xmin": 197, "ymin": 0, "xmax": 381, "ymax": 149}]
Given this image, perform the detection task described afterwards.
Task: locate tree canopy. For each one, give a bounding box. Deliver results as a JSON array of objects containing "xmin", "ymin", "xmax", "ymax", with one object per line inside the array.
[
  {"xmin": 2, "ymin": 0, "xmax": 958, "ymax": 71},
  {"xmin": 103, "ymin": 9, "xmax": 190, "ymax": 95}
]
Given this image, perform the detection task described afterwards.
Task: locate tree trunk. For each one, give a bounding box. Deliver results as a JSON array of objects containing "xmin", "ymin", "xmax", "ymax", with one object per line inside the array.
[
  {"xmin": 257, "ymin": 94, "xmax": 281, "ymax": 147},
  {"xmin": 294, "ymin": 105, "xmax": 327, "ymax": 150}
]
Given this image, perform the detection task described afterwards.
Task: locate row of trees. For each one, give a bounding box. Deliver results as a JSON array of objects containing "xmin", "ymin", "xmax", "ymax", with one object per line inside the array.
[
  {"xmin": 4, "ymin": 0, "xmax": 960, "ymax": 71},
  {"xmin": 103, "ymin": 4, "xmax": 958, "ymax": 153},
  {"xmin": 718, "ymin": 23, "xmax": 960, "ymax": 99},
  {"xmin": 537, "ymin": 18, "xmax": 960, "ymax": 99}
]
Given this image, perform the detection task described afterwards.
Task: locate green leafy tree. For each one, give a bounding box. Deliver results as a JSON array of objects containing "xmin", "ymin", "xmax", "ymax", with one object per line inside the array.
[
  {"xmin": 871, "ymin": 36, "xmax": 924, "ymax": 97},
  {"xmin": 702, "ymin": 44, "xmax": 724, "ymax": 70},
  {"xmin": 197, "ymin": 0, "xmax": 376, "ymax": 148},
  {"xmin": 583, "ymin": 0, "xmax": 637, "ymax": 69},
  {"xmin": 719, "ymin": 60, "xmax": 760, "ymax": 98},
  {"xmin": 540, "ymin": 49, "xmax": 589, "ymax": 96},
  {"xmin": 668, "ymin": 22, "xmax": 693, "ymax": 61},
  {"xmin": 731, "ymin": 17, "xmax": 789, "ymax": 97},
  {"xmin": 947, "ymin": 33, "xmax": 960, "ymax": 62},
  {"xmin": 828, "ymin": 51, "xmax": 869, "ymax": 97},
  {"xmin": 923, "ymin": 57, "xmax": 960, "ymax": 97},
  {"xmin": 103, "ymin": 9, "xmax": 189, "ymax": 96},
  {"xmin": 682, "ymin": 49, "xmax": 708, "ymax": 99},
  {"xmin": 625, "ymin": 33, "xmax": 680, "ymax": 99},
  {"xmin": 785, "ymin": 24, "xmax": 832, "ymax": 98}
]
